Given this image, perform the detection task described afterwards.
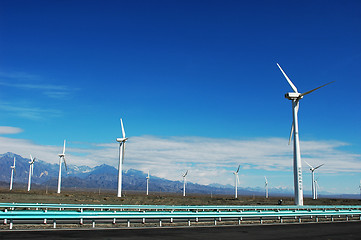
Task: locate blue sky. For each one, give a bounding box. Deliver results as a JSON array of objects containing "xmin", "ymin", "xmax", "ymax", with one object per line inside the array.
[{"xmin": 0, "ymin": 0, "xmax": 360, "ymax": 195}]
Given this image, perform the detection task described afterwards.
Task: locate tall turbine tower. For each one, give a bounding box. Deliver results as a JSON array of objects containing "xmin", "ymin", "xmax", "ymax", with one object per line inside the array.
[
  {"xmin": 116, "ymin": 118, "xmax": 128, "ymax": 198},
  {"xmin": 182, "ymin": 170, "xmax": 188, "ymax": 197},
  {"xmin": 57, "ymin": 140, "xmax": 68, "ymax": 194},
  {"xmin": 233, "ymin": 165, "xmax": 240, "ymax": 198},
  {"xmin": 264, "ymin": 176, "xmax": 269, "ymax": 199},
  {"xmin": 315, "ymin": 177, "xmax": 320, "ymax": 199},
  {"xmin": 277, "ymin": 63, "xmax": 333, "ymax": 206},
  {"xmin": 27, "ymin": 155, "xmax": 36, "ymax": 191},
  {"xmin": 9, "ymin": 157, "xmax": 16, "ymax": 190},
  {"xmin": 146, "ymin": 170, "xmax": 150, "ymax": 196},
  {"xmin": 304, "ymin": 160, "xmax": 324, "ymax": 200}
]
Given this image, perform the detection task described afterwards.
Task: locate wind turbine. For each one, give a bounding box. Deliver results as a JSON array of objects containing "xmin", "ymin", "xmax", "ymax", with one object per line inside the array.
[
  {"xmin": 146, "ymin": 170, "xmax": 150, "ymax": 196},
  {"xmin": 264, "ymin": 176, "xmax": 269, "ymax": 199},
  {"xmin": 233, "ymin": 165, "xmax": 240, "ymax": 199},
  {"xmin": 182, "ymin": 170, "xmax": 188, "ymax": 197},
  {"xmin": 304, "ymin": 160, "xmax": 324, "ymax": 200},
  {"xmin": 57, "ymin": 140, "xmax": 68, "ymax": 194},
  {"xmin": 116, "ymin": 118, "xmax": 128, "ymax": 198},
  {"xmin": 277, "ymin": 63, "xmax": 334, "ymax": 206},
  {"xmin": 27, "ymin": 155, "xmax": 36, "ymax": 191},
  {"xmin": 9, "ymin": 157, "xmax": 16, "ymax": 190}
]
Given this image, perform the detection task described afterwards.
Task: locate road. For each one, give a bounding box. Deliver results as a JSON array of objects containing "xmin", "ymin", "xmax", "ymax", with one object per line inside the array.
[{"xmin": 0, "ymin": 221, "xmax": 360, "ymax": 240}]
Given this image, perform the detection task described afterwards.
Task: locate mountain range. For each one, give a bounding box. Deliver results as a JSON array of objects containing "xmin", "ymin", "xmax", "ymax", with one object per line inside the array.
[{"xmin": 1, "ymin": 152, "xmax": 355, "ymax": 198}]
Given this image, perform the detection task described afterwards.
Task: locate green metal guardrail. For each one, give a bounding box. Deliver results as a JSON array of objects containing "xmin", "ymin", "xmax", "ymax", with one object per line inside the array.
[{"xmin": 1, "ymin": 205, "xmax": 361, "ymax": 230}]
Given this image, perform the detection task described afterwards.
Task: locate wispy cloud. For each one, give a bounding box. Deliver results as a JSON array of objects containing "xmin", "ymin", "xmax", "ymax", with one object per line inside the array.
[
  {"xmin": 0, "ymin": 126, "xmax": 23, "ymax": 135},
  {"xmin": 0, "ymin": 102, "xmax": 62, "ymax": 120},
  {"xmin": 0, "ymin": 71, "xmax": 76, "ymax": 99},
  {"xmin": 0, "ymin": 135, "xmax": 359, "ymax": 189}
]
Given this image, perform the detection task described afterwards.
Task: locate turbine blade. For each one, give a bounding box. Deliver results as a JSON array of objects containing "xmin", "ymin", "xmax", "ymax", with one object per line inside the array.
[
  {"xmin": 304, "ymin": 160, "xmax": 313, "ymax": 168},
  {"xmin": 122, "ymin": 143, "xmax": 125, "ymax": 163},
  {"xmin": 300, "ymin": 81, "xmax": 335, "ymax": 97},
  {"xmin": 277, "ymin": 63, "xmax": 298, "ymax": 93},
  {"xmin": 14, "ymin": 157, "xmax": 16, "ymax": 167},
  {"xmin": 30, "ymin": 154, "xmax": 33, "ymax": 161},
  {"xmin": 288, "ymin": 122, "xmax": 294, "ymax": 145},
  {"xmin": 63, "ymin": 140, "xmax": 66, "ymax": 155},
  {"xmin": 236, "ymin": 165, "xmax": 240, "ymax": 173},
  {"xmin": 148, "ymin": 170, "xmax": 150, "ymax": 178},
  {"xmin": 314, "ymin": 163, "xmax": 324, "ymax": 170},
  {"xmin": 237, "ymin": 175, "xmax": 240, "ymax": 184},
  {"xmin": 120, "ymin": 118, "xmax": 126, "ymax": 138},
  {"xmin": 63, "ymin": 157, "xmax": 68, "ymax": 171}
]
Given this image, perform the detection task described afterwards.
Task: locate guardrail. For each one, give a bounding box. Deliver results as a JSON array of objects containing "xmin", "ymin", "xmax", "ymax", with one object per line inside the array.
[{"xmin": 1, "ymin": 203, "xmax": 361, "ymax": 230}]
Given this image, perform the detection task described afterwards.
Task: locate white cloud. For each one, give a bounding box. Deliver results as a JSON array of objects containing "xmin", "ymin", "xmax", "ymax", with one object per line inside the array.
[
  {"xmin": 0, "ymin": 126, "xmax": 23, "ymax": 135},
  {"xmin": 0, "ymin": 135, "xmax": 360, "ymax": 188}
]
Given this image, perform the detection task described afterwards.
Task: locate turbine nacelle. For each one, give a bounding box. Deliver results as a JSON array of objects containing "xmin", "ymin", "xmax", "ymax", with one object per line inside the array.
[
  {"xmin": 285, "ymin": 92, "xmax": 302, "ymax": 100},
  {"xmin": 116, "ymin": 137, "xmax": 128, "ymax": 143},
  {"xmin": 58, "ymin": 154, "xmax": 65, "ymax": 157}
]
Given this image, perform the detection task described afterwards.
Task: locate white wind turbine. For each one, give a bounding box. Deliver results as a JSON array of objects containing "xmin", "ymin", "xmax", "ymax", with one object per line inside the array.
[
  {"xmin": 233, "ymin": 165, "xmax": 240, "ymax": 199},
  {"xmin": 277, "ymin": 63, "xmax": 334, "ymax": 206},
  {"xmin": 264, "ymin": 176, "xmax": 269, "ymax": 199},
  {"xmin": 27, "ymin": 155, "xmax": 36, "ymax": 191},
  {"xmin": 9, "ymin": 157, "xmax": 16, "ymax": 190},
  {"xmin": 146, "ymin": 170, "xmax": 150, "ymax": 196},
  {"xmin": 182, "ymin": 170, "xmax": 188, "ymax": 197},
  {"xmin": 57, "ymin": 140, "xmax": 68, "ymax": 194},
  {"xmin": 116, "ymin": 118, "xmax": 128, "ymax": 198},
  {"xmin": 304, "ymin": 160, "xmax": 324, "ymax": 200}
]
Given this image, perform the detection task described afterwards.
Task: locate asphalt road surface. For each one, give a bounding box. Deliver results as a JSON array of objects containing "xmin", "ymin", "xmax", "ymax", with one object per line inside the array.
[{"xmin": 0, "ymin": 221, "xmax": 360, "ymax": 240}]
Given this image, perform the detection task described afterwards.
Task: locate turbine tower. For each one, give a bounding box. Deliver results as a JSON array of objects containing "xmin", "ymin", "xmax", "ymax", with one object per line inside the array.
[
  {"xmin": 277, "ymin": 63, "xmax": 333, "ymax": 206},
  {"xmin": 57, "ymin": 140, "xmax": 68, "ymax": 194},
  {"xmin": 315, "ymin": 177, "xmax": 320, "ymax": 199},
  {"xmin": 146, "ymin": 170, "xmax": 150, "ymax": 196},
  {"xmin": 304, "ymin": 160, "xmax": 324, "ymax": 200},
  {"xmin": 9, "ymin": 157, "xmax": 16, "ymax": 190},
  {"xmin": 232, "ymin": 165, "xmax": 240, "ymax": 198},
  {"xmin": 116, "ymin": 118, "xmax": 128, "ymax": 198},
  {"xmin": 264, "ymin": 176, "xmax": 269, "ymax": 199},
  {"xmin": 27, "ymin": 155, "xmax": 36, "ymax": 191},
  {"xmin": 182, "ymin": 170, "xmax": 188, "ymax": 197}
]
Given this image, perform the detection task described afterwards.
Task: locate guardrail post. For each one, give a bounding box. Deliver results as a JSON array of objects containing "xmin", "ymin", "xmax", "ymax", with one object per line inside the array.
[
  {"xmin": 80, "ymin": 208, "xmax": 84, "ymax": 225},
  {"xmin": 260, "ymin": 217, "xmax": 263, "ymax": 224},
  {"xmin": 9, "ymin": 220, "xmax": 13, "ymax": 230},
  {"xmin": 159, "ymin": 219, "xmax": 162, "ymax": 227},
  {"xmin": 113, "ymin": 218, "xmax": 116, "ymax": 224},
  {"xmin": 298, "ymin": 217, "xmax": 301, "ymax": 223},
  {"xmin": 188, "ymin": 219, "xmax": 191, "ymax": 226},
  {"xmin": 127, "ymin": 220, "xmax": 130, "ymax": 227},
  {"xmin": 92, "ymin": 220, "xmax": 95, "ymax": 228},
  {"xmin": 4, "ymin": 209, "xmax": 7, "ymax": 225},
  {"xmin": 214, "ymin": 218, "xmax": 217, "ymax": 225},
  {"xmin": 196, "ymin": 210, "xmax": 199, "ymax": 222},
  {"xmin": 346, "ymin": 216, "xmax": 349, "ymax": 221},
  {"xmin": 43, "ymin": 209, "xmax": 48, "ymax": 224},
  {"xmin": 53, "ymin": 219, "xmax": 56, "ymax": 229},
  {"xmin": 238, "ymin": 217, "xmax": 241, "ymax": 225},
  {"xmin": 316, "ymin": 217, "xmax": 318, "ymax": 223},
  {"xmin": 331, "ymin": 216, "xmax": 334, "ymax": 222},
  {"xmin": 280, "ymin": 217, "xmax": 283, "ymax": 223}
]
